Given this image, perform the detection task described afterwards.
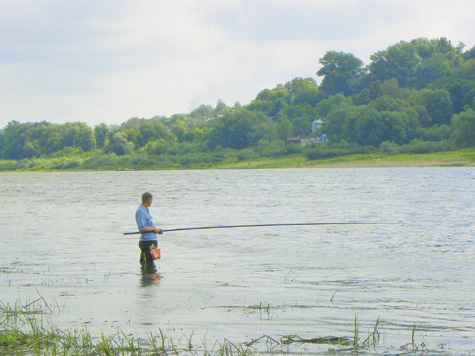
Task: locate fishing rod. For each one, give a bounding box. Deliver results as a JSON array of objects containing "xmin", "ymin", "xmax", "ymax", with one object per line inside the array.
[{"xmin": 123, "ymin": 222, "xmax": 380, "ymax": 235}]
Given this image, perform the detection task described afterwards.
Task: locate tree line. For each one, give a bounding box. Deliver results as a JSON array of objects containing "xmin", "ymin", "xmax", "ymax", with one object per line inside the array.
[{"xmin": 1, "ymin": 37, "xmax": 474, "ymax": 170}]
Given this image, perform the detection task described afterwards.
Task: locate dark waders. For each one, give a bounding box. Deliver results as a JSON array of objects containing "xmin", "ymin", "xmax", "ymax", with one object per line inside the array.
[{"xmin": 139, "ymin": 240, "xmax": 157, "ymax": 268}]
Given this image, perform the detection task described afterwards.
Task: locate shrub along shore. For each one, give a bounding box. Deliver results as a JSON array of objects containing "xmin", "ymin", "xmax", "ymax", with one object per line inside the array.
[{"xmin": 0, "ymin": 148, "xmax": 473, "ymax": 172}]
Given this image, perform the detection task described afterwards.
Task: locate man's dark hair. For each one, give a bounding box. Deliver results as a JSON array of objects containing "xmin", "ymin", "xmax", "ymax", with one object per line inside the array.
[{"xmin": 142, "ymin": 192, "xmax": 153, "ymax": 202}]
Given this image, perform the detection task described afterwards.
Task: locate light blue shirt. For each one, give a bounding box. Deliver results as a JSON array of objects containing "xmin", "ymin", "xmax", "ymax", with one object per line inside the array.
[{"xmin": 135, "ymin": 205, "xmax": 157, "ymax": 241}]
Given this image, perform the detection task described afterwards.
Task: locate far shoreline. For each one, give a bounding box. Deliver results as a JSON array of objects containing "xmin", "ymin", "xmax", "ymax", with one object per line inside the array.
[
  {"xmin": 215, "ymin": 149, "xmax": 475, "ymax": 170},
  {"xmin": 1, "ymin": 149, "xmax": 474, "ymax": 173}
]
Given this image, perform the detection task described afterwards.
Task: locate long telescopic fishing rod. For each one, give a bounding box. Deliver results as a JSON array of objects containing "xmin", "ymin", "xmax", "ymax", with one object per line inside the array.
[{"xmin": 123, "ymin": 222, "xmax": 381, "ymax": 235}]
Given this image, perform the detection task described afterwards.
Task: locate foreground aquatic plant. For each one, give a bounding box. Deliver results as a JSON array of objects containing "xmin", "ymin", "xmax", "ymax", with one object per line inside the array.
[
  {"xmin": 361, "ymin": 316, "xmax": 382, "ymax": 349},
  {"xmin": 246, "ymin": 302, "xmax": 273, "ymax": 319},
  {"xmin": 281, "ymin": 335, "xmax": 350, "ymax": 346},
  {"xmin": 0, "ymin": 301, "xmax": 148, "ymax": 355},
  {"xmin": 219, "ymin": 338, "xmax": 253, "ymax": 356},
  {"xmin": 1, "ymin": 300, "xmax": 437, "ymax": 355},
  {"xmin": 353, "ymin": 314, "xmax": 359, "ymax": 346}
]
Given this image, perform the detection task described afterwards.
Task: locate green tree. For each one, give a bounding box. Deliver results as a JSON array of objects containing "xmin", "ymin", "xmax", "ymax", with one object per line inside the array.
[
  {"xmin": 369, "ymin": 40, "xmax": 421, "ymax": 87},
  {"xmin": 106, "ymin": 132, "xmax": 134, "ymax": 156},
  {"xmin": 22, "ymin": 141, "xmax": 40, "ymax": 158},
  {"xmin": 381, "ymin": 78, "xmax": 402, "ymax": 99},
  {"xmin": 1, "ymin": 121, "xmax": 63, "ymax": 159},
  {"xmin": 94, "ymin": 123, "xmax": 109, "ymax": 148},
  {"xmin": 215, "ymin": 100, "xmax": 229, "ymax": 115},
  {"xmin": 171, "ymin": 120, "xmax": 187, "ymax": 142},
  {"xmin": 317, "ymin": 51, "xmax": 366, "ymax": 96},
  {"xmin": 76, "ymin": 123, "xmax": 96, "ymax": 151},
  {"xmin": 380, "ymin": 111, "xmax": 415, "ymax": 145},
  {"xmin": 451, "ymin": 109, "xmax": 475, "ymax": 147},
  {"xmin": 141, "ymin": 138, "xmax": 171, "ymax": 155},
  {"xmin": 369, "ymin": 95, "xmax": 407, "ymax": 112},
  {"xmin": 459, "ymin": 58, "xmax": 475, "ymax": 80},
  {"xmin": 209, "ymin": 109, "xmax": 267, "ymax": 149},
  {"xmin": 62, "ymin": 123, "xmax": 80, "ymax": 147},
  {"xmin": 416, "ymin": 53, "xmax": 452, "ymax": 89},
  {"xmin": 316, "ymin": 94, "xmax": 353, "ymax": 118},
  {"xmin": 190, "ymin": 104, "xmax": 214, "ymax": 119},
  {"xmin": 247, "ymin": 85, "xmax": 290, "ymax": 116},
  {"xmin": 355, "ymin": 108, "xmax": 385, "ymax": 147},
  {"xmin": 444, "ymin": 80, "xmax": 475, "ymax": 114},
  {"xmin": 279, "ymin": 103, "xmax": 319, "ymax": 137},
  {"xmin": 247, "ymin": 119, "xmax": 278, "ymax": 146},
  {"xmin": 285, "ymin": 77, "xmax": 322, "ymax": 106},
  {"xmin": 0, "ymin": 130, "xmax": 4, "ymax": 154},
  {"xmin": 277, "ymin": 118, "xmax": 293, "ymax": 140},
  {"xmin": 121, "ymin": 117, "xmax": 141, "ymax": 132},
  {"xmin": 137, "ymin": 119, "xmax": 171, "ymax": 147},
  {"xmin": 42, "ymin": 124, "xmax": 63, "ymax": 153},
  {"xmin": 369, "ymin": 38, "xmax": 463, "ymax": 89},
  {"xmin": 324, "ymin": 107, "xmax": 352, "ymax": 143},
  {"xmin": 123, "ymin": 129, "xmax": 138, "ymax": 144},
  {"xmin": 353, "ymin": 89, "xmax": 371, "ymax": 106},
  {"xmin": 368, "ymin": 80, "xmax": 383, "ymax": 100},
  {"xmin": 410, "ymin": 89, "xmax": 454, "ymax": 125},
  {"xmin": 61, "ymin": 122, "xmax": 96, "ymax": 151},
  {"xmin": 463, "ymin": 45, "xmax": 475, "ymax": 61}
]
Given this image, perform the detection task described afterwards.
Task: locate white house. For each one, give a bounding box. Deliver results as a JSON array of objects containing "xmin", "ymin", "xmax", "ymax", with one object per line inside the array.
[{"xmin": 311, "ymin": 119, "xmax": 325, "ymax": 135}]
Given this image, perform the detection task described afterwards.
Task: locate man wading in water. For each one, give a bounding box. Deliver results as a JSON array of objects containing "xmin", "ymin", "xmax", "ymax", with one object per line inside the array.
[{"xmin": 136, "ymin": 192, "xmax": 163, "ymax": 268}]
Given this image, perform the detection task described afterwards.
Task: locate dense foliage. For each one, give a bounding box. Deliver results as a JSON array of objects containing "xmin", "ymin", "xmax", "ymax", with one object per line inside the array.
[{"xmin": 1, "ymin": 37, "xmax": 474, "ymax": 170}]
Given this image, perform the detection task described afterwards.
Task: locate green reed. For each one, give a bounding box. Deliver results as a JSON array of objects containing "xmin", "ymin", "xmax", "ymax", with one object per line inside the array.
[
  {"xmin": 1, "ymin": 299, "xmax": 435, "ymax": 355},
  {"xmin": 353, "ymin": 314, "xmax": 359, "ymax": 346}
]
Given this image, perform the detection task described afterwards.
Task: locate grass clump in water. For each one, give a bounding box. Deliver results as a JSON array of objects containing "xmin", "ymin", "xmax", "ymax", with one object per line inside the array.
[
  {"xmin": 2, "ymin": 300, "xmax": 434, "ymax": 355},
  {"xmin": 0, "ymin": 300, "xmax": 161, "ymax": 355}
]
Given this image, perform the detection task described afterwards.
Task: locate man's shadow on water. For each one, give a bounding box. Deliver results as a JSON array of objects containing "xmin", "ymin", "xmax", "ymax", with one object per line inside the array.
[{"xmin": 140, "ymin": 264, "xmax": 163, "ymax": 286}]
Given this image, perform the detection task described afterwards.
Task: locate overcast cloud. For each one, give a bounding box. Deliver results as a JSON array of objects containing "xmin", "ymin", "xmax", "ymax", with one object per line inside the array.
[{"xmin": 1, "ymin": 0, "xmax": 474, "ymax": 128}]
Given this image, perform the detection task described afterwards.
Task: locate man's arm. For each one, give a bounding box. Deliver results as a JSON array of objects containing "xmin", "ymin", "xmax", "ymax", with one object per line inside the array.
[{"xmin": 139, "ymin": 226, "xmax": 163, "ymax": 234}]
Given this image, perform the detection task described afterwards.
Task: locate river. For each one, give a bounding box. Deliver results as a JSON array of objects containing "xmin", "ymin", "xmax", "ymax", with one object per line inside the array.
[{"xmin": 0, "ymin": 168, "xmax": 473, "ymax": 354}]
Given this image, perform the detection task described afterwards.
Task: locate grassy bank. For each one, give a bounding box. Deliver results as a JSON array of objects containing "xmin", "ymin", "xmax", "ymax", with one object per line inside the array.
[
  {"xmin": 1, "ymin": 300, "xmax": 433, "ymax": 355},
  {"xmin": 0, "ymin": 300, "xmax": 352, "ymax": 355},
  {"xmin": 216, "ymin": 148, "xmax": 475, "ymax": 169},
  {"xmin": 0, "ymin": 148, "xmax": 474, "ymax": 172}
]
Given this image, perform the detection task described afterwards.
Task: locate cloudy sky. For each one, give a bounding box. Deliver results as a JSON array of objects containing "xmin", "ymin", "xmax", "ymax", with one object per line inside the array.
[{"xmin": 1, "ymin": 0, "xmax": 474, "ymax": 129}]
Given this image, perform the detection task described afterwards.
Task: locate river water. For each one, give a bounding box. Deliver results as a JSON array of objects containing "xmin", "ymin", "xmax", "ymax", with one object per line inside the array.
[{"xmin": 0, "ymin": 168, "xmax": 473, "ymax": 354}]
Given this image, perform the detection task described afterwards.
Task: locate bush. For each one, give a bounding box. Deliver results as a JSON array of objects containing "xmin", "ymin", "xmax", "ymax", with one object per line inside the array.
[
  {"xmin": 48, "ymin": 147, "xmax": 84, "ymax": 158},
  {"xmin": 254, "ymin": 139, "xmax": 287, "ymax": 157},
  {"xmin": 0, "ymin": 160, "xmax": 17, "ymax": 171},
  {"xmin": 399, "ymin": 139, "xmax": 456, "ymax": 154},
  {"xmin": 285, "ymin": 144, "xmax": 304, "ymax": 154},
  {"xmin": 179, "ymin": 152, "xmax": 211, "ymax": 166},
  {"xmin": 304, "ymin": 142, "xmax": 377, "ymax": 160},
  {"xmin": 304, "ymin": 147, "xmax": 349, "ymax": 160},
  {"xmin": 210, "ymin": 153, "xmax": 225, "ymax": 163},
  {"xmin": 236, "ymin": 148, "xmax": 258, "ymax": 161},
  {"xmin": 166, "ymin": 142, "xmax": 208, "ymax": 156},
  {"xmin": 380, "ymin": 141, "xmax": 400, "ymax": 154},
  {"xmin": 83, "ymin": 154, "xmax": 119, "ymax": 168},
  {"xmin": 450, "ymin": 109, "xmax": 475, "ymax": 148},
  {"xmin": 17, "ymin": 159, "xmax": 33, "ymax": 170}
]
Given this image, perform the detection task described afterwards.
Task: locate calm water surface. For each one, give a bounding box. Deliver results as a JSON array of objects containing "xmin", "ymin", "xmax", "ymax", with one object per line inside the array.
[{"xmin": 0, "ymin": 168, "xmax": 473, "ymax": 354}]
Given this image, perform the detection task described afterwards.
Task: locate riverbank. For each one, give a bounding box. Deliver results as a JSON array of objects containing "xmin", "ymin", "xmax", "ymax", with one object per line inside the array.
[
  {"xmin": 216, "ymin": 149, "xmax": 475, "ymax": 169},
  {"xmin": 0, "ymin": 148, "xmax": 474, "ymax": 172}
]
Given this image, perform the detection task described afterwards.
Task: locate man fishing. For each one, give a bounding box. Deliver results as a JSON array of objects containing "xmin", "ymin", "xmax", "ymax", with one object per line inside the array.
[{"xmin": 136, "ymin": 192, "xmax": 162, "ymax": 267}]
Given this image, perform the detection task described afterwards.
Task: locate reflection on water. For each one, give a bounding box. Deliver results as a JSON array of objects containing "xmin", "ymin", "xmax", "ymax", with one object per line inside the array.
[
  {"xmin": 140, "ymin": 264, "xmax": 163, "ymax": 286},
  {"xmin": 0, "ymin": 168, "xmax": 474, "ymax": 354}
]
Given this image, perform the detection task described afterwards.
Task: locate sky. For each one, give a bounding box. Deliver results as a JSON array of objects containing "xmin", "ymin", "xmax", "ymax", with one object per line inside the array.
[{"xmin": 1, "ymin": 0, "xmax": 474, "ymax": 129}]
